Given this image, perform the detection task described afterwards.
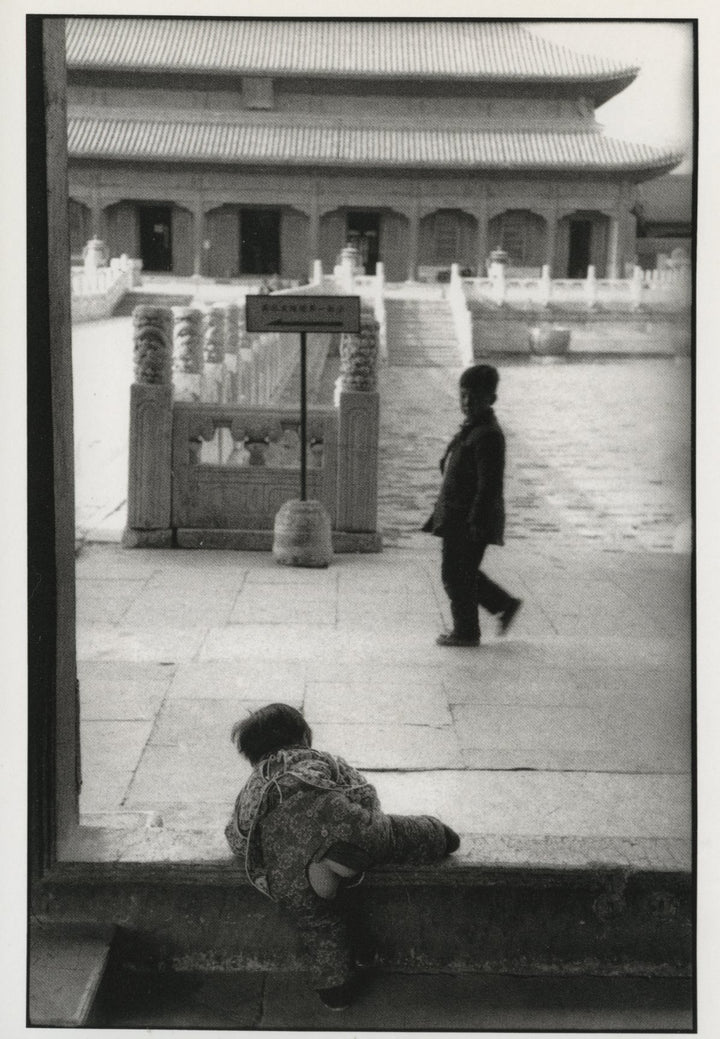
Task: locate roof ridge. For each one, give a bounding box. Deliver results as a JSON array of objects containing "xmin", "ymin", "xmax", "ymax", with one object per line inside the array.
[{"xmin": 65, "ymin": 18, "xmax": 639, "ymax": 85}]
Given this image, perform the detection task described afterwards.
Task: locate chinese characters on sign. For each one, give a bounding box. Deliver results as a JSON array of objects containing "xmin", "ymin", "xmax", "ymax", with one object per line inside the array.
[{"xmin": 245, "ymin": 295, "xmax": 361, "ymax": 334}]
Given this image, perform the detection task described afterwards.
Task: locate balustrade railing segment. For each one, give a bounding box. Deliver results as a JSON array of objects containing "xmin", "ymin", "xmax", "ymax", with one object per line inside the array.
[
  {"xmin": 124, "ymin": 298, "xmax": 381, "ymax": 551},
  {"xmin": 461, "ymin": 264, "xmax": 690, "ymax": 310},
  {"xmin": 448, "ymin": 264, "xmax": 474, "ymax": 366}
]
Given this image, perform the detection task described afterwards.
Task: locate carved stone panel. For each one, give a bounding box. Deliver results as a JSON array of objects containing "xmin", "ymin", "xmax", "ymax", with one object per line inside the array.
[
  {"xmin": 126, "ymin": 384, "xmax": 173, "ymax": 529},
  {"xmin": 337, "ymin": 391, "xmax": 380, "ymax": 532}
]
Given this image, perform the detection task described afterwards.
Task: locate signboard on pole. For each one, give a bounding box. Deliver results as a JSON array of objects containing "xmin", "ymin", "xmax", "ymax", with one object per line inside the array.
[{"xmin": 245, "ymin": 295, "xmax": 361, "ymax": 334}]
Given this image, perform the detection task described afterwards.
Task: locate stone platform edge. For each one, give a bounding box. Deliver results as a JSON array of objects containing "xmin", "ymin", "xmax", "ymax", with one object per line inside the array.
[
  {"xmin": 65, "ymin": 824, "xmax": 691, "ymax": 874},
  {"xmin": 122, "ymin": 527, "xmax": 383, "ymax": 552},
  {"xmin": 34, "ymin": 843, "xmax": 693, "ymax": 978}
]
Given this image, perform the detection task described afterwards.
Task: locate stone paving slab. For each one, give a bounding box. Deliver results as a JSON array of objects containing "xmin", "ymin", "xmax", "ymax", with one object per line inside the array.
[
  {"xmin": 167, "ymin": 660, "xmax": 305, "ymax": 703},
  {"xmin": 304, "ymin": 680, "xmax": 451, "ymax": 725},
  {"xmin": 77, "ymin": 623, "xmax": 208, "ymax": 662},
  {"xmin": 72, "ymin": 541, "xmax": 692, "ymax": 868},
  {"xmin": 311, "ymin": 721, "xmax": 465, "ymax": 770}
]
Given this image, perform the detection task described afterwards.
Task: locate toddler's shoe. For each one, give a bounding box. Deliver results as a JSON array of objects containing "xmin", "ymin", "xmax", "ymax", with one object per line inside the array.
[{"xmin": 316, "ymin": 982, "xmax": 353, "ymax": 1011}]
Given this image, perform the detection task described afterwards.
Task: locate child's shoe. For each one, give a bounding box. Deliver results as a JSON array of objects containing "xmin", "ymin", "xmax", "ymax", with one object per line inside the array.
[{"xmin": 316, "ymin": 982, "xmax": 353, "ymax": 1011}]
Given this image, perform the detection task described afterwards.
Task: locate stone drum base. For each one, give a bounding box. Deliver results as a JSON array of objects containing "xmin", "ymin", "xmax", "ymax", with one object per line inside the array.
[{"xmin": 272, "ymin": 499, "xmax": 333, "ymax": 568}]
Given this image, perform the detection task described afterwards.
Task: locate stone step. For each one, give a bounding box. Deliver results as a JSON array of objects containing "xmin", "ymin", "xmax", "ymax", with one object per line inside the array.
[
  {"xmin": 385, "ymin": 299, "xmax": 459, "ymax": 365},
  {"xmin": 28, "ymin": 921, "xmax": 115, "ymax": 1027},
  {"xmin": 34, "ymin": 854, "xmax": 691, "ymax": 979},
  {"xmin": 113, "ymin": 291, "xmax": 194, "ymax": 316}
]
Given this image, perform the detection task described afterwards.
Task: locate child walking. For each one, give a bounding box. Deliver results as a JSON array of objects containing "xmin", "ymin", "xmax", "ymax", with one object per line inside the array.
[
  {"xmin": 423, "ymin": 363, "xmax": 522, "ymax": 646},
  {"xmin": 225, "ymin": 703, "xmax": 460, "ymax": 1010}
]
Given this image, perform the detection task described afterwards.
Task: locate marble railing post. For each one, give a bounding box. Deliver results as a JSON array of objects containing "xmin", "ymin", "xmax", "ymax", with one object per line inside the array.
[
  {"xmin": 630, "ymin": 265, "xmax": 644, "ymax": 310},
  {"xmin": 236, "ymin": 305, "xmax": 252, "ymax": 403},
  {"xmin": 585, "ymin": 265, "xmax": 598, "ymax": 309},
  {"xmin": 202, "ymin": 304, "xmax": 225, "ymax": 404},
  {"xmin": 539, "ymin": 264, "xmax": 552, "ymax": 307},
  {"xmin": 123, "ymin": 305, "xmax": 174, "ymax": 547},
  {"xmin": 223, "ymin": 302, "xmax": 240, "ymax": 403},
  {"xmin": 337, "ymin": 308, "xmax": 380, "ymax": 533},
  {"xmin": 172, "ymin": 307, "xmax": 203, "ymax": 401}
]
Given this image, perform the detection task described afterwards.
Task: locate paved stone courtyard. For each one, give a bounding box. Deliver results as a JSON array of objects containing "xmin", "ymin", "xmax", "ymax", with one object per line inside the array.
[
  {"xmin": 69, "ymin": 312, "xmax": 692, "ymax": 865},
  {"xmin": 72, "ymin": 316, "xmax": 691, "ymax": 555},
  {"xmin": 378, "ymin": 356, "xmax": 691, "ymax": 552}
]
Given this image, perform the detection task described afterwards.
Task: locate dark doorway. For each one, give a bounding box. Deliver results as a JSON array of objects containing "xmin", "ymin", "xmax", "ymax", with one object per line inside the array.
[
  {"xmin": 567, "ymin": 219, "xmax": 592, "ymax": 278},
  {"xmin": 347, "ymin": 211, "xmax": 381, "ymax": 274},
  {"xmin": 139, "ymin": 205, "xmax": 173, "ymax": 272},
  {"xmin": 240, "ymin": 209, "xmax": 281, "ymax": 275}
]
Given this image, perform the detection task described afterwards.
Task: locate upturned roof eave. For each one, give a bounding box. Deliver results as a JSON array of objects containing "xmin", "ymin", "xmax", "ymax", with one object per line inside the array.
[
  {"xmin": 68, "ymin": 150, "xmax": 681, "ymax": 177},
  {"xmin": 68, "ymin": 59, "xmax": 639, "ymax": 95}
]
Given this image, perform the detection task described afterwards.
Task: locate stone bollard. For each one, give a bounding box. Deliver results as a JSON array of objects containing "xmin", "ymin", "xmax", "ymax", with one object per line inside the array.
[
  {"xmin": 273, "ymin": 499, "xmax": 333, "ymax": 568},
  {"xmin": 585, "ymin": 265, "xmax": 598, "ymax": 309},
  {"xmin": 172, "ymin": 307, "xmax": 203, "ymax": 401},
  {"xmin": 123, "ymin": 306, "xmax": 174, "ymax": 547}
]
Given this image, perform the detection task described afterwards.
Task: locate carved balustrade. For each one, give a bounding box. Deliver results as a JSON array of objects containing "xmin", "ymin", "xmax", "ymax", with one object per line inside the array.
[{"xmin": 124, "ymin": 300, "xmax": 381, "ymax": 551}]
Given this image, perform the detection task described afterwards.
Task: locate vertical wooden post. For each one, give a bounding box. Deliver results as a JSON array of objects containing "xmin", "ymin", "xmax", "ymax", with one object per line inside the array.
[
  {"xmin": 28, "ymin": 17, "xmax": 79, "ymax": 865},
  {"xmin": 300, "ymin": 332, "xmax": 308, "ymax": 501}
]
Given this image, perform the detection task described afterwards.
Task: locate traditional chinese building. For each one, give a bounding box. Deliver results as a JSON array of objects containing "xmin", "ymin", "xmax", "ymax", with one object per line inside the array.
[
  {"xmin": 65, "ymin": 18, "xmax": 681, "ymax": 282},
  {"xmin": 633, "ymin": 172, "xmax": 692, "ymax": 270}
]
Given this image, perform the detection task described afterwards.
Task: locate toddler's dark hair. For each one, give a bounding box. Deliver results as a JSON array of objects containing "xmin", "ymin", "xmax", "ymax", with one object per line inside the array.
[{"xmin": 231, "ymin": 703, "xmax": 312, "ymax": 765}]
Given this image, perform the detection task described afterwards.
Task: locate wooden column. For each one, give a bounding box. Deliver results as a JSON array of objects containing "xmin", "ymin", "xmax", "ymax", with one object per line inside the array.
[
  {"xmin": 193, "ymin": 200, "xmax": 205, "ymax": 277},
  {"xmin": 309, "ymin": 184, "xmax": 320, "ymax": 273},
  {"xmin": 28, "ymin": 17, "xmax": 79, "ymax": 865},
  {"xmin": 607, "ymin": 214, "xmax": 620, "ymax": 279},
  {"xmin": 474, "ymin": 202, "xmax": 489, "ymax": 276},
  {"xmin": 406, "ymin": 200, "xmax": 420, "ymax": 281},
  {"xmin": 543, "ymin": 206, "xmax": 558, "ymax": 276}
]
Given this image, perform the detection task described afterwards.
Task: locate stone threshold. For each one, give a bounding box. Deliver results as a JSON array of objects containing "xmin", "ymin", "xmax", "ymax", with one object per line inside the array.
[{"xmin": 63, "ymin": 818, "xmax": 691, "ymax": 873}]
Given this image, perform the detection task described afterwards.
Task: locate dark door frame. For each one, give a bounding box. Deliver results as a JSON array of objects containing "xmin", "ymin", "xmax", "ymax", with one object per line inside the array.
[
  {"xmin": 239, "ymin": 207, "xmax": 282, "ymax": 275},
  {"xmin": 567, "ymin": 217, "xmax": 593, "ymax": 278},
  {"xmin": 346, "ymin": 210, "xmax": 381, "ymax": 274},
  {"xmin": 139, "ymin": 203, "xmax": 173, "ymax": 273}
]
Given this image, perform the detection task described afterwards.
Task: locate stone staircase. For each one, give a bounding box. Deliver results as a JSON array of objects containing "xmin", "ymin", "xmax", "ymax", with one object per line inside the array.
[
  {"xmin": 112, "ymin": 290, "xmax": 195, "ymax": 316},
  {"xmin": 385, "ymin": 298, "xmax": 461, "ymax": 366}
]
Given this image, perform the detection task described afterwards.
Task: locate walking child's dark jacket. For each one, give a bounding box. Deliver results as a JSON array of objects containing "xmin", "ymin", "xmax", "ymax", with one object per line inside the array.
[{"xmin": 423, "ymin": 407, "xmax": 506, "ymax": 545}]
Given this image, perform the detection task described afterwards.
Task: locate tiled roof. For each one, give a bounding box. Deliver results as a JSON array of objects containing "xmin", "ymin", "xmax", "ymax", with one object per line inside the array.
[
  {"xmin": 66, "ymin": 18, "xmax": 637, "ymax": 88},
  {"xmin": 67, "ymin": 115, "xmax": 680, "ymax": 174}
]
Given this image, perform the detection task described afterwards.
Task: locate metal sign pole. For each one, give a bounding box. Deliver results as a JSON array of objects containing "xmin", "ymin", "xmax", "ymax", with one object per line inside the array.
[{"xmin": 300, "ymin": 331, "xmax": 307, "ymax": 502}]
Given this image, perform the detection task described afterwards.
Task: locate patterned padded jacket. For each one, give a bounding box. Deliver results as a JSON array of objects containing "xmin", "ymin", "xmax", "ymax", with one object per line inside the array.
[{"xmin": 225, "ymin": 747, "xmax": 380, "ymax": 899}]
